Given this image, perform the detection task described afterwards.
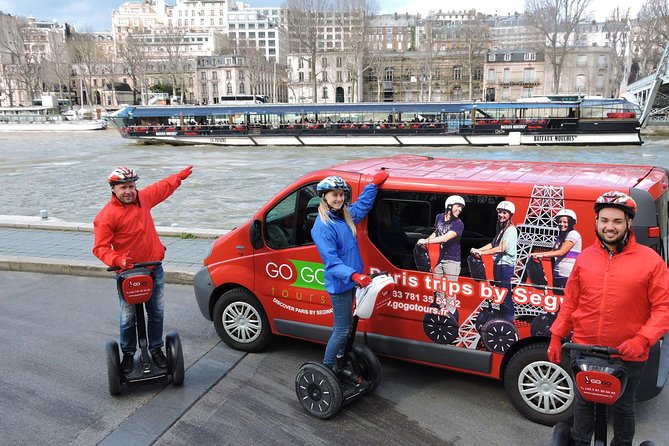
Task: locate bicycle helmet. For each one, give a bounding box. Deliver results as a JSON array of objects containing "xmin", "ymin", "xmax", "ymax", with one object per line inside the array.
[
  {"xmin": 496, "ymin": 200, "xmax": 515, "ymax": 215},
  {"xmin": 445, "ymin": 195, "xmax": 465, "ymax": 209},
  {"xmin": 594, "ymin": 191, "xmax": 637, "ymax": 218},
  {"xmin": 555, "ymin": 208, "xmax": 577, "ymax": 223},
  {"xmin": 108, "ymin": 166, "xmax": 139, "ymax": 185},
  {"xmin": 316, "ymin": 176, "xmax": 350, "ymax": 197}
]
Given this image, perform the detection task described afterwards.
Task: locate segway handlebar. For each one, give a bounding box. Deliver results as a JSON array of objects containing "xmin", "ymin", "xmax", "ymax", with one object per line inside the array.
[
  {"xmin": 107, "ymin": 261, "xmax": 162, "ymax": 272},
  {"xmin": 561, "ymin": 342, "xmax": 619, "ymax": 357}
]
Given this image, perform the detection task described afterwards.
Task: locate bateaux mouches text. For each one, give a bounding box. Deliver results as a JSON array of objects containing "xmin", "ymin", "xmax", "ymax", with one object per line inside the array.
[{"xmin": 264, "ymin": 260, "xmax": 562, "ymax": 314}]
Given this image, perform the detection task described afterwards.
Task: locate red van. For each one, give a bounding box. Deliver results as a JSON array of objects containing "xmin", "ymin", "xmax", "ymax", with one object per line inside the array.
[{"xmin": 194, "ymin": 155, "xmax": 669, "ymax": 425}]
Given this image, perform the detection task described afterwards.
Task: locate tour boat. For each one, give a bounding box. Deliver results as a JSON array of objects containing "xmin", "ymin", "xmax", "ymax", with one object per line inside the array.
[
  {"xmin": 105, "ymin": 97, "xmax": 642, "ymax": 146},
  {"xmin": 0, "ymin": 106, "xmax": 107, "ymax": 132}
]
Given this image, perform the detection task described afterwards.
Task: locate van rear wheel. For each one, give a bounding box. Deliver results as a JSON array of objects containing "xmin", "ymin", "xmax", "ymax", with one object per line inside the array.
[
  {"xmin": 504, "ymin": 343, "xmax": 574, "ymax": 425},
  {"xmin": 213, "ymin": 288, "xmax": 271, "ymax": 352}
]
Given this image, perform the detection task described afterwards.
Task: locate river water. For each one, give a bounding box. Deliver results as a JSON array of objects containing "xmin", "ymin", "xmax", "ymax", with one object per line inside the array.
[{"xmin": 1, "ymin": 128, "xmax": 668, "ymax": 230}]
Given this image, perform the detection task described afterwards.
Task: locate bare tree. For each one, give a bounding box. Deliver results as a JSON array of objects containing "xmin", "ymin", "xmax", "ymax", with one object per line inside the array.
[
  {"xmin": 631, "ymin": 0, "xmax": 669, "ymax": 80},
  {"xmin": 526, "ymin": 0, "xmax": 593, "ymax": 93},
  {"xmin": 0, "ymin": 14, "xmax": 43, "ymax": 103},
  {"xmin": 69, "ymin": 31, "xmax": 107, "ymax": 106},
  {"xmin": 41, "ymin": 30, "xmax": 73, "ymax": 105},
  {"xmin": 154, "ymin": 29, "xmax": 190, "ymax": 100},
  {"xmin": 283, "ymin": 0, "xmax": 334, "ymax": 102},
  {"xmin": 118, "ymin": 32, "xmax": 152, "ymax": 104},
  {"xmin": 603, "ymin": 7, "xmax": 631, "ymax": 96},
  {"xmin": 416, "ymin": 18, "xmax": 442, "ymax": 101},
  {"xmin": 334, "ymin": 0, "xmax": 378, "ymax": 102},
  {"xmin": 458, "ymin": 15, "xmax": 491, "ymax": 100}
]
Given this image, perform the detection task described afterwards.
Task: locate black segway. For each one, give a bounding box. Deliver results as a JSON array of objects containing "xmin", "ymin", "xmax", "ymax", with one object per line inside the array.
[
  {"xmin": 105, "ymin": 261, "xmax": 184, "ymax": 396},
  {"xmin": 295, "ymin": 272, "xmax": 395, "ymax": 419},
  {"xmin": 550, "ymin": 343, "xmax": 656, "ymax": 446}
]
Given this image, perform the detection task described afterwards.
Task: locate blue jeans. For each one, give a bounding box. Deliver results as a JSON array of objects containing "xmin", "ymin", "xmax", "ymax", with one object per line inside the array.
[
  {"xmin": 571, "ymin": 356, "xmax": 645, "ymax": 446},
  {"xmin": 323, "ymin": 288, "xmax": 355, "ymax": 367},
  {"xmin": 117, "ymin": 265, "xmax": 165, "ymax": 354},
  {"xmin": 493, "ymin": 263, "xmax": 515, "ymax": 321}
]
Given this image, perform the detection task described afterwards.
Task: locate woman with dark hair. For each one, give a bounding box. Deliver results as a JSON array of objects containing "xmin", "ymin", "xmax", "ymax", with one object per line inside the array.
[{"xmin": 532, "ymin": 208, "xmax": 582, "ymax": 295}]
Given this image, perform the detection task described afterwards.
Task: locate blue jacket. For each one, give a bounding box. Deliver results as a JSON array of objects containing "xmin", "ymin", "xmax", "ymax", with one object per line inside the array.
[{"xmin": 311, "ymin": 183, "xmax": 378, "ymax": 294}]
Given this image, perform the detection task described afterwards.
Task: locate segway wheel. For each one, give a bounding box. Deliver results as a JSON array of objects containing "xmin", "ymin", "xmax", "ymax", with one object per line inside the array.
[
  {"xmin": 549, "ymin": 422, "xmax": 572, "ymax": 446},
  {"xmin": 351, "ymin": 344, "xmax": 382, "ymax": 395},
  {"xmin": 474, "ymin": 305, "xmax": 496, "ymax": 332},
  {"xmin": 166, "ymin": 331, "xmax": 185, "ymax": 386},
  {"xmin": 423, "ymin": 311, "xmax": 459, "ymax": 344},
  {"xmin": 295, "ymin": 362, "xmax": 343, "ymax": 419},
  {"xmin": 105, "ymin": 340, "xmax": 122, "ymax": 396},
  {"xmin": 480, "ymin": 319, "xmax": 518, "ymax": 354}
]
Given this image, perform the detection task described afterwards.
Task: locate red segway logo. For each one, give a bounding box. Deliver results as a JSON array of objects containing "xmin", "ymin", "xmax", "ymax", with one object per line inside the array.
[
  {"xmin": 121, "ymin": 274, "xmax": 154, "ymax": 304},
  {"xmin": 576, "ymin": 371, "xmax": 622, "ymax": 404}
]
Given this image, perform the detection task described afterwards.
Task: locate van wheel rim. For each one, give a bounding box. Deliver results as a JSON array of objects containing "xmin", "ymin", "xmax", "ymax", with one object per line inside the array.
[
  {"xmin": 517, "ymin": 360, "xmax": 574, "ymax": 415},
  {"xmin": 222, "ymin": 302, "xmax": 262, "ymax": 343}
]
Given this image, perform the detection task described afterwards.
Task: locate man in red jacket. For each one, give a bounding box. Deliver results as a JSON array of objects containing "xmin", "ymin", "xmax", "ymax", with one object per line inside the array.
[
  {"xmin": 93, "ymin": 165, "xmax": 192, "ymax": 373},
  {"xmin": 548, "ymin": 191, "xmax": 669, "ymax": 446}
]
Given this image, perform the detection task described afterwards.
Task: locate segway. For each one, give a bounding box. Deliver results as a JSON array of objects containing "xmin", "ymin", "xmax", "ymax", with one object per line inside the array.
[
  {"xmin": 550, "ymin": 343, "xmax": 656, "ymax": 446},
  {"xmin": 105, "ymin": 261, "xmax": 185, "ymax": 396},
  {"xmin": 295, "ymin": 272, "xmax": 395, "ymax": 419}
]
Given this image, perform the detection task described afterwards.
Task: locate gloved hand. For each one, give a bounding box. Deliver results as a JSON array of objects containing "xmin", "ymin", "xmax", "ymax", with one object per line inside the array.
[
  {"xmin": 177, "ymin": 165, "xmax": 193, "ymax": 180},
  {"xmin": 617, "ymin": 335, "xmax": 648, "ymax": 359},
  {"xmin": 372, "ymin": 169, "xmax": 389, "ymax": 186},
  {"xmin": 351, "ymin": 272, "xmax": 372, "ymax": 287},
  {"xmin": 120, "ymin": 255, "xmax": 134, "ymax": 270},
  {"xmin": 547, "ymin": 335, "xmax": 562, "ymax": 364}
]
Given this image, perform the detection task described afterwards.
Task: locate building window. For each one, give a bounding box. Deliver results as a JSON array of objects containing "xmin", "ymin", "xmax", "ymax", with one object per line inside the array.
[
  {"xmin": 298, "ymin": 72, "xmax": 305, "ymax": 82},
  {"xmin": 502, "ymin": 87, "xmax": 510, "ymax": 99},
  {"xmin": 321, "ymin": 57, "xmax": 327, "ymax": 68},
  {"xmin": 523, "ymin": 68, "xmax": 534, "ymax": 83},
  {"xmin": 337, "ymin": 71, "xmax": 342, "ymax": 82},
  {"xmin": 487, "ymin": 69, "xmax": 495, "ymax": 83},
  {"xmin": 503, "ymin": 68, "xmax": 511, "ymax": 83},
  {"xmin": 488, "ymin": 52, "xmax": 495, "ymax": 62},
  {"xmin": 577, "ymin": 54, "xmax": 587, "ymax": 67},
  {"xmin": 240, "ymin": 82, "xmax": 245, "ymax": 94},
  {"xmin": 523, "ymin": 52, "xmax": 536, "ymax": 61},
  {"xmin": 503, "ymin": 52, "xmax": 511, "ymax": 61},
  {"xmin": 336, "ymin": 57, "xmax": 342, "ymax": 68},
  {"xmin": 201, "ymin": 72, "xmax": 207, "ymax": 80},
  {"xmin": 576, "ymin": 74, "xmax": 587, "ymax": 92},
  {"xmin": 323, "ymin": 71, "xmax": 328, "ymax": 82},
  {"xmin": 596, "ymin": 73, "xmax": 605, "ymax": 89},
  {"xmin": 384, "ymin": 67, "xmax": 393, "ymax": 81},
  {"xmin": 227, "ymin": 82, "xmax": 232, "ymax": 94},
  {"xmin": 597, "ymin": 54, "xmax": 607, "ymax": 69},
  {"xmin": 453, "ymin": 65, "xmax": 462, "ymax": 80},
  {"xmin": 212, "ymin": 71, "xmax": 217, "ymax": 80},
  {"xmin": 322, "ymin": 86, "xmax": 328, "ymax": 99}
]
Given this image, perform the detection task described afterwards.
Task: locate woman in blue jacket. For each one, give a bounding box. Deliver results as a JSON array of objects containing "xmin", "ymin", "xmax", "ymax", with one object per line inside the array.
[{"xmin": 311, "ymin": 170, "xmax": 389, "ymax": 370}]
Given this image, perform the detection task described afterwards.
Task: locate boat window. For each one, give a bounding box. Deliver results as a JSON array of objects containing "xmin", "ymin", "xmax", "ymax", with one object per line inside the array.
[
  {"xmin": 264, "ymin": 183, "xmax": 319, "ymax": 249},
  {"xmin": 368, "ymin": 191, "xmax": 500, "ymax": 275}
]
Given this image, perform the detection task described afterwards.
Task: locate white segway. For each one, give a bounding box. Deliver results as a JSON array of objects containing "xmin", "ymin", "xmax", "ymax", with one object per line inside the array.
[{"xmin": 295, "ymin": 272, "xmax": 395, "ymax": 419}]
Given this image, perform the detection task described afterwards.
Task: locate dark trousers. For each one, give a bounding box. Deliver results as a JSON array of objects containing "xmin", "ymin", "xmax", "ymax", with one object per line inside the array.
[{"xmin": 571, "ymin": 357, "xmax": 646, "ymax": 446}]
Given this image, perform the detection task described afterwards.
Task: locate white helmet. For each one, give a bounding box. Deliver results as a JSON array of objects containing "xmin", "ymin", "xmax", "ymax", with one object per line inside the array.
[
  {"xmin": 445, "ymin": 195, "xmax": 465, "ymax": 209},
  {"xmin": 496, "ymin": 200, "xmax": 515, "ymax": 214},
  {"xmin": 555, "ymin": 208, "xmax": 577, "ymax": 223}
]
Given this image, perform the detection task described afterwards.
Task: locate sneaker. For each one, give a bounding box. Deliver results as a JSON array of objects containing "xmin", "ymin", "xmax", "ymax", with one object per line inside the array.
[
  {"xmin": 151, "ymin": 349, "xmax": 168, "ymax": 369},
  {"xmin": 121, "ymin": 352, "xmax": 134, "ymax": 374}
]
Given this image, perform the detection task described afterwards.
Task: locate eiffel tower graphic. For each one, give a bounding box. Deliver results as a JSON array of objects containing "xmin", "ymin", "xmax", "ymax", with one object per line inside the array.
[{"xmin": 454, "ymin": 185, "xmax": 564, "ymax": 349}]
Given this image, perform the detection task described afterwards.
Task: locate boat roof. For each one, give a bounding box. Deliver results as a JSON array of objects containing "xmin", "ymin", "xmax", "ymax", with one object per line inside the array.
[
  {"xmin": 327, "ymin": 155, "xmax": 661, "ymax": 191},
  {"xmin": 108, "ymin": 98, "xmax": 635, "ymax": 118}
]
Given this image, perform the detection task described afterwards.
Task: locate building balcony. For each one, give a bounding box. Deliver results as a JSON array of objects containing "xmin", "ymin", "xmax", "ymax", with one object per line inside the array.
[{"xmin": 496, "ymin": 80, "xmax": 541, "ymax": 86}]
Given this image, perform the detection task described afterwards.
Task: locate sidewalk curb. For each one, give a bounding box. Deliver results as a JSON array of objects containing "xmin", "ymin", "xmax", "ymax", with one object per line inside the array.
[
  {"xmin": 0, "ymin": 256, "xmax": 197, "ymax": 285},
  {"xmin": 0, "ymin": 214, "xmax": 228, "ymax": 239}
]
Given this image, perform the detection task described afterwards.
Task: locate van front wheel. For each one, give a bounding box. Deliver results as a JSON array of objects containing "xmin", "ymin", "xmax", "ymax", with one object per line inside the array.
[
  {"xmin": 503, "ymin": 343, "xmax": 574, "ymax": 425},
  {"xmin": 213, "ymin": 288, "xmax": 271, "ymax": 352}
]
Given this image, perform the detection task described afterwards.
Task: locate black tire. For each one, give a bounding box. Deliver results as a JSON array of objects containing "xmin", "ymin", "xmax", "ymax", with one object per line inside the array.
[
  {"xmin": 503, "ymin": 343, "xmax": 575, "ymax": 426},
  {"xmin": 530, "ymin": 312, "xmax": 557, "ymax": 337},
  {"xmin": 549, "ymin": 422, "xmax": 572, "ymax": 446},
  {"xmin": 423, "ymin": 310, "xmax": 459, "ymax": 344},
  {"xmin": 213, "ymin": 288, "xmax": 271, "ymax": 352},
  {"xmin": 351, "ymin": 344, "xmax": 382, "ymax": 395},
  {"xmin": 166, "ymin": 331, "xmax": 185, "ymax": 386},
  {"xmin": 105, "ymin": 340, "xmax": 122, "ymax": 396},
  {"xmin": 480, "ymin": 319, "xmax": 518, "ymax": 353},
  {"xmin": 295, "ymin": 362, "xmax": 343, "ymax": 419}
]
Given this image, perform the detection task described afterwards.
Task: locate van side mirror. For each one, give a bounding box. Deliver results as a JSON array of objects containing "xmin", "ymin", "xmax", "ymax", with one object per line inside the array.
[{"xmin": 250, "ymin": 219, "xmax": 264, "ymax": 249}]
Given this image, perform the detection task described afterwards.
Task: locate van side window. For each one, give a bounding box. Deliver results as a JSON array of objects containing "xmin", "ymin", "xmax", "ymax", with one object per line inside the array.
[
  {"xmin": 264, "ymin": 183, "xmax": 319, "ymax": 249},
  {"xmin": 368, "ymin": 191, "xmax": 500, "ymax": 274}
]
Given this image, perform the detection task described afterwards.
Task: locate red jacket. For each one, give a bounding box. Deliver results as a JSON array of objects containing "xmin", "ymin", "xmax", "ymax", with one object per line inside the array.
[
  {"xmin": 550, "ymin": 234, "xmax": 669, "ymax": 362},
  {"xmin": 92, "ymin": 173, "xmax": 184, "ymax": 268}
]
